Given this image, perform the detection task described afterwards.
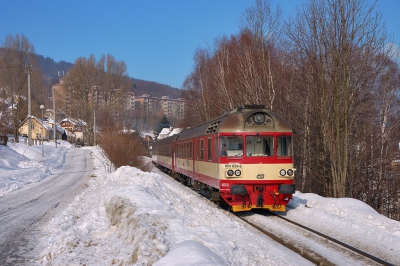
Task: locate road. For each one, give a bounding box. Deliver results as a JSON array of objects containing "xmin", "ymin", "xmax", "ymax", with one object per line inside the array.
[{"xmin": 0, "ymin": 147, "xmax": 94, "ymax": 265}]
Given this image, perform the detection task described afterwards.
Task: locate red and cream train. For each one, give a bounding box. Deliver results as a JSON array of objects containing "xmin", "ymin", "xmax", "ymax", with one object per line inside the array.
[{"xmin": 152, "ymin": 105, "xmax": 295, "ymax": 212}]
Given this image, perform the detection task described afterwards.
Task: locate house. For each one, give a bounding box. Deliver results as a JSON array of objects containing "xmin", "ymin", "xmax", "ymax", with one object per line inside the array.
[
  {"xmin": 141, "ymin": 133, "xmax": 154, "ymax": 145},
  {"xmin": 46, "ymin": 118, "xmax": 67, "ymax": 141},
  {"xmin": 18, "ymin": 116, "xmax": 53, "ymax": 140},
  {"xmin": 59, "ymin": 117, "xmax": 87, "ymax": 144}
]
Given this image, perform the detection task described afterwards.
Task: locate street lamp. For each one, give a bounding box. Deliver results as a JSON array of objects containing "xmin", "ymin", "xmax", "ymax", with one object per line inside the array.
[{"xmin": 40, "ymin": 105, "xmax": 45, "ymax": 156}]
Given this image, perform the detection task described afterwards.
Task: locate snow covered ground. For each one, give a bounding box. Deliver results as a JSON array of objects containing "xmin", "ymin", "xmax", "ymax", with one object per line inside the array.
[{"xmin": 0, "ymin": 140, "xmax": 399, "ymax": 265}]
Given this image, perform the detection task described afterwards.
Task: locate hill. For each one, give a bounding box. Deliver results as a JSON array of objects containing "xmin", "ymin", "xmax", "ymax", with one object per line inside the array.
[
  {"xmin": 36, "ymin": 55, "xmax": 73, "ymax": 81},
  {"xmin": 131, "ymin": 78, "xmax": 181, "ymax": 98},
  {"xmin": 36, "ymin": 54, "xmax": 182, "ymax": 98}
]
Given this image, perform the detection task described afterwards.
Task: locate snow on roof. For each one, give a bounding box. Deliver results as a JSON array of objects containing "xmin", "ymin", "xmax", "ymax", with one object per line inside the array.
[
  {"xmin": 140, "ymin": 132, "xmax": 155, "ymax": 139},
  {"xmin": 60, "ymin": 117, "xmax": 87, "ymax": 127},
  {"xmin": 169, "ymin": 128, "xmax": 182, "ymax": 136},
  {"xmin": 158, "ymin": 127, "xmax": 182, "ymax": 139},
  {"xmin": 46, "ymin": 118, "xmax": 66, "ymax": 133},
  {"xmin": 159, "ymin": 128, "xmax": 171, "ymax": 135}
]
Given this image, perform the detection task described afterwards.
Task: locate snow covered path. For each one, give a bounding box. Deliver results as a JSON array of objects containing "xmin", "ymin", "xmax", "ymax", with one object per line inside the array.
[{"xmin": 0, "ymin": 146, "xmax": 93, "ymax": 265}]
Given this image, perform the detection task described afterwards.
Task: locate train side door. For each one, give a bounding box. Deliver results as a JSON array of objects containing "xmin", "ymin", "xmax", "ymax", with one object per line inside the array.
[
  {"xmin": 195, "ymin": 138, "xmax": 205, "ymax": 178},
  {"xmin": 190, "ymin": 140, "xmax": 195, "ymax": 179},
  {"xmin": 194, "ymin": 139, "xmax": 198, "ymax": 174}
]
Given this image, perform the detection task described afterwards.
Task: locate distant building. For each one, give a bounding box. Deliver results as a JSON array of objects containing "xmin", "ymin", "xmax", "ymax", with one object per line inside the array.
[
  {"xmin": 51, "ymin": 78, "xmax": 189, "ymax": 131},
  {"xmin": 133, "ymin": 94, "xmax": 188, "ymax": 122},
  {"xmin": 59, "ymin": 117, "xmax": 87, "ymax": 144}
]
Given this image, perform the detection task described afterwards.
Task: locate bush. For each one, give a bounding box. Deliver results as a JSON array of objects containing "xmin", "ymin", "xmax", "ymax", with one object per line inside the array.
[{"xmin": 99, "ymin": 131, "xmax": 151, "ymax": 172}]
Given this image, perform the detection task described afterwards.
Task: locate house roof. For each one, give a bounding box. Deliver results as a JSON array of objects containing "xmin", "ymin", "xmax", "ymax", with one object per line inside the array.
[
  {"xmin": 19, "ymin": 116, "xmax": 53, "ymax": 131},
  {"xmin": 140, "ymin": 132, "xmax": 155, "ymax": 139},
  {"xmin": 60, "ymin": 117, "xmax": 87, "ymax": 126},
  {"xmin": 158, "ymin": 127, "xmax": 182, "ymax": 139}
]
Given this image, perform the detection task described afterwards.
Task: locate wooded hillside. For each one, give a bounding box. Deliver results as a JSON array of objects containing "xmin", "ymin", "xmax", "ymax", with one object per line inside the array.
[{"xmin": 35, "ymin": 53, "xmax": 181, "ymax": 98}]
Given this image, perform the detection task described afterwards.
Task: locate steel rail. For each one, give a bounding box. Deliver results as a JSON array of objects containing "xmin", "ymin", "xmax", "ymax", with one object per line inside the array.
[{"xmin": 241, "ymin": 210, "xmax": 394, "ymax": 266}]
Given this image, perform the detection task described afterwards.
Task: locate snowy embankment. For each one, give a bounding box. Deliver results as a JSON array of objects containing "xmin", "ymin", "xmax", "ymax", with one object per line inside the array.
[
  {"xmin": 0, "ymin": 140, "xmax": 69, "ymax": 197},
  {"xmin": 36, "ymin": 147, "xmax": 311, "ymax": 265}
]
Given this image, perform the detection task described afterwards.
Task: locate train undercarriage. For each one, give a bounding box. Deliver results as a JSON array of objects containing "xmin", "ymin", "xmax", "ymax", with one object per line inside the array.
[
  {"xmin": 153, "ymin": 163, "xmax": 294, "ymax": 212},
  {"xmin": 154, "ymin": 163, "xmax": 224, "ymax": 206}
]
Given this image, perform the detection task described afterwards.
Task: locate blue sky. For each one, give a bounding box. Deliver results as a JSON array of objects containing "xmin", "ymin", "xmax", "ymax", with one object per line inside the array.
[{"xmin": 0, "ymin": 0, "xmax": 399, "ymax": 89}]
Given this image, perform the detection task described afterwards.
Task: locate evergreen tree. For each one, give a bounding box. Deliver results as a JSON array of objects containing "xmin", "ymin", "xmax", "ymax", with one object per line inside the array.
[{"xmin": 154, "ymin": 115, "xmax": 170, "ymax": 140}]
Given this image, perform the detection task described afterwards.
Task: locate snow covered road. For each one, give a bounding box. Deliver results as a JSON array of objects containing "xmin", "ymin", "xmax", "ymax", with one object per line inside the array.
[{"xmin": 0, "ymin": 146, "xmax": 93, "ymax": 265}]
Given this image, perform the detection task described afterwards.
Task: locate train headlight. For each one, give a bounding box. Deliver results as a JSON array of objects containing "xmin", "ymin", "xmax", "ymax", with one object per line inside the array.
[
  {"xmin": 227, "ymin": 170, "xmax": 234, "ymax": 176},
  {"xmin": 287, "ymin": 169, "xmax": 294, "ymax": 176},
  {"xmin": 254, "ymin": 113, "xmax": 266, "ymax": 125},
  {"xmin": 279, "ymin": 169, "xmax": 286, "ymax": 176},
  {"xmin": 235, "ymin": 170, "xmax": 241, "ymax": 176}
]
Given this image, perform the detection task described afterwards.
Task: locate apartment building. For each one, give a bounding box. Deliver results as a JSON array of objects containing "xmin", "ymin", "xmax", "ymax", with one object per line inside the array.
[{"xmin": 133, "ymin": 94, "xmax": 187, "ymax": 121}]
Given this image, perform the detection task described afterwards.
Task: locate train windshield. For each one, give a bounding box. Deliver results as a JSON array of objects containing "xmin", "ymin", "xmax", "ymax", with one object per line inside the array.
[
  {"xmin": 277, "ymin": 136, "xmax": 292, "ymax": 156},
  {"xmin": 219, "ymin": 136, "xmax": 243, "ymax": 156},
  {"xmin": 245, "ymin": 136, "xmax": 274, "ymax": 156}
]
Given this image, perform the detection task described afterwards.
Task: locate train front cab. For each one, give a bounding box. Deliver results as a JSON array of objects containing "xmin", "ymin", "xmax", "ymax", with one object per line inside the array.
[{"xmin": 218, "ymin": 133, "xmax": 296, "ymax": 212}]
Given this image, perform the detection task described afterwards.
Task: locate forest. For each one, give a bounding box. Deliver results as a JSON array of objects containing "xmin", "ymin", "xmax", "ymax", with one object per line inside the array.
[{"xmin": 182, "ymin": 0, "xmax": 400, "ymax": 220}]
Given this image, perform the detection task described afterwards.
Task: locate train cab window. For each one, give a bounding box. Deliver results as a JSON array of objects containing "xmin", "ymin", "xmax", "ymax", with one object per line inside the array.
[
  {"xmin": 246, "ymin": 136, "xmax": 274, "ymax": 156},
  {"xmin": 277, "ymin": 136, "xmax": 292, "ymax": 157},
  {"xmin": 219, "ymin": 136, "xmax": 243, "ymax": 156}
]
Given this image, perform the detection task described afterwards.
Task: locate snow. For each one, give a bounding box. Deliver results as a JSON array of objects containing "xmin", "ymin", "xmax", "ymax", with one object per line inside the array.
[
  {"xmin": 1, "ymin": 140, "xmax": 400, "ymax": 265},
  {"xmin": 158, "ymin": 127, "xmax": 182, "ymax": 139},
  {"xmin": 0, "ymin": 137, "xmax": 69, "ymax": 197}
]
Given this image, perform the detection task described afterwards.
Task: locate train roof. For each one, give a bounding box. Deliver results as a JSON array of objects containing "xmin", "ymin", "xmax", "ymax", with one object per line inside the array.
[{"xmin": 155, "ymin": 105, "xmax": 292, "ymax": 144}]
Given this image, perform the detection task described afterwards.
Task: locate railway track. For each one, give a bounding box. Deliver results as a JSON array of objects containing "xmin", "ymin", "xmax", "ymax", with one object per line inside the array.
[
  {"xmin": 237, "ymin": 210, "xmax": 394, "ymax": 266},
  {"xmin": 155, "ymin": 165, "xmax": 396, "ymax": 265}
]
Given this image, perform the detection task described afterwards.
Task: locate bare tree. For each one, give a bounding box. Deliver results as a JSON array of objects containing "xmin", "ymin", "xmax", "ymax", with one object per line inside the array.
[
  {"xmin": 287, "ymin": 0, "xmax": 389, "ymax": 197},
  {"xmin": 0, "ymin": 34, "xmax": 44, "ymax": 142},
  {"xmin": 65, "ymin": 54, "xmax": 132, "ymax": 145},
  {"xmin": 239, "ymin": 0, "xmax": 283, "ymax": 109}
]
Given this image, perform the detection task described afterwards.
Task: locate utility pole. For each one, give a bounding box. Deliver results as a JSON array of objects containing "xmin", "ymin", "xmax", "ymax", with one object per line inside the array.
[
  {"xmin": 94, "ymin": 110, "xmax": 96, "ymax": 146},
  {"xmin": 40, "ymin": 105, "xmax": 45, "ymax": 156},
  {"xmin": 52, "ymin": 87, "xmax": 57, "ymax": 148},
  {"xmin": 26, "ymin": 65, "xmax": 32, "ymax": 146}
]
